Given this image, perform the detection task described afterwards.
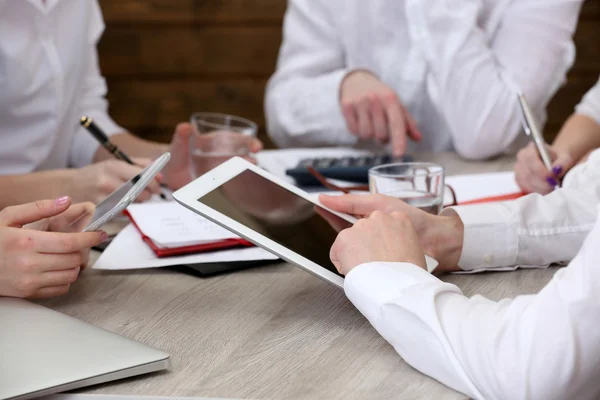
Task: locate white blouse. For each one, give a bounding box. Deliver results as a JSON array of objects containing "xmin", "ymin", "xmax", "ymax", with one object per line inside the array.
[
  {"xmin": 265, "ymin": 0, "xmax": 583, "ymax": 159},
  {"xmin": 0, "ymin": 0, "xmax": 122, "ymax": 174}
]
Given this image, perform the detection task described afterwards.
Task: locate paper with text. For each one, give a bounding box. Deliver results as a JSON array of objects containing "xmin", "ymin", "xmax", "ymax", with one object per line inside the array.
[
  {"xmin": 444, "ymin": 171, "xmax": 520, "ymax": 205},
  {"xmin": 126, "ymin": 202, "xmax": 238, "ymax": 248}
]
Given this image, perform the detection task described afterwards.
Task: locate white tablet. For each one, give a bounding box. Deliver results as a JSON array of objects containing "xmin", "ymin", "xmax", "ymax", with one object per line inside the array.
[
  {"xmin": 67, "ymin": 152, "xmax": 171, "ymax": 233},
  {"xmin": 173, "ymin": 157, "xmax": 438, "ymax": 288}
]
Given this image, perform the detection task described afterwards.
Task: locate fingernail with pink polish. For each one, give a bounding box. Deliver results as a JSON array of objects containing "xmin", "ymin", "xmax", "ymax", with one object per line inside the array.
[
  {"xmin": 553, "ymin": 166, "xmax": 563, "ymax": 176},
  {"xmin": 54, "ymin": 196, "xmax": 70, "ymax": 206},
  {"xmin": 100, "ymin": 231, "xmax": 109, "ymax": 241}
]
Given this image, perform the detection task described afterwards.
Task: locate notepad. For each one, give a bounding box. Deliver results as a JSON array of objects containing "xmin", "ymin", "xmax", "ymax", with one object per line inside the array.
[{"xmin": 444, "ymin": 171, "xmax": 524, "ymax": 205}]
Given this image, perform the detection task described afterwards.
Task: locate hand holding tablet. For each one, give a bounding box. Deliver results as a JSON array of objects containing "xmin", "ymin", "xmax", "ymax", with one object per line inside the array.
[{"xmin": 173, "ymin": 157, "xmax": 438, "ymax": 288}]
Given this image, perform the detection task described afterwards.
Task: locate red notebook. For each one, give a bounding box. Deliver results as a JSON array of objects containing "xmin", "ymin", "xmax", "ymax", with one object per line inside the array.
[{"xmin": 124, "ymin": 210, "xmax": 253, "ymax": 258}]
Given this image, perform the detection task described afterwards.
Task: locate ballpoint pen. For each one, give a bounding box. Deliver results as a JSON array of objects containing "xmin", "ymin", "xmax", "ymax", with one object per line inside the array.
[
  {"xmin": 516, "ymin": 93, "xmax": 559, "ymax": 189},
  {"xmin": 80, "ymin": 116, "xmax": 167, "ymax": 199}
]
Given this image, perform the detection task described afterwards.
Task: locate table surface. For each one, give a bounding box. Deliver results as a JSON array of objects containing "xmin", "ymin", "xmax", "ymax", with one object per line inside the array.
[{"xmin": 39, "ymin": 152, "xmax": 560, "ymax": 400}]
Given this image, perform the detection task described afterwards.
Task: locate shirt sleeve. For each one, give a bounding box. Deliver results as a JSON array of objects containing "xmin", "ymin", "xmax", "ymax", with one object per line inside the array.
[
  {"xmin": 575, "ymin": 77, "xmax": 600, "ymax": 126},
  {"xmin": 345, "ymin": 210, "xmax": 600, "ymax": 399},
  {"xmin": 264, "ymin": 0, "xmax": 355, "ymax": 148},
  {"xmin": 69, "ymin": 0, "xmax": 125, "ymax": 168},
  {"xmin": 404, "ymin": 0, "xmax": 581, "ymax": 159},
  {"xmin": 441, "ymin": 148, "xmax": 600, "ymax": 271}
]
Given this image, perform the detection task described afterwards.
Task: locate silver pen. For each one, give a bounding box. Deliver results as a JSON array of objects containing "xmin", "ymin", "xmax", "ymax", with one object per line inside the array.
[{"xmin": 516, "ymin": 93, "xmax": 557, "ymax": 187}]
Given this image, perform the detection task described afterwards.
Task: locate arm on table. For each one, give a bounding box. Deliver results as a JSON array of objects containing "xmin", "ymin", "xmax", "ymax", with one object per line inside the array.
[
  {"xmin": 407, "ymin": 0, "xmax": 582, "ymax": 159},
  {"xmin": 345, "ymin": 212, "xmax": 600, "ymax": 399},
  {"xmin": 264, "ymin": 0, "xmax": 353, "ymax": 148}
]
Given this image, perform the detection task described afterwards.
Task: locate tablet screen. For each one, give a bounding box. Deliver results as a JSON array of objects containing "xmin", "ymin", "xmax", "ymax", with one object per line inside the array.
[{"xmin": 197, "ymin": 169, "xmax": 352, "ymax": 276}]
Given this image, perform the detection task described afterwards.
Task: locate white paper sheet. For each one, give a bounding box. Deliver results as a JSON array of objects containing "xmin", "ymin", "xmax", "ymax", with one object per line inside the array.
[
  {"xmin": 93, "ymin": 224, "xmax": 278, "ymax": 270},
  {"xmin": 126, "ymin": 202, "xmax": 237, "ymax": 247},
  {"xmin": 444, "ymin": 171, "xmax": 520, "ymax": 205}
]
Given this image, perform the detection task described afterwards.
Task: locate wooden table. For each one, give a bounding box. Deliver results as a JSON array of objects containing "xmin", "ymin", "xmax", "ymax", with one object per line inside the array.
[{"xmin": 39, "ymin": 153, "xmax": 559, "ymax": 399}]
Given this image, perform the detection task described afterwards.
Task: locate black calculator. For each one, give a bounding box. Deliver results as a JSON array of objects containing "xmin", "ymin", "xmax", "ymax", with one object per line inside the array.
[{"xmin": 285, "ymin": 154, "xmax": 414, "ymax": 186}]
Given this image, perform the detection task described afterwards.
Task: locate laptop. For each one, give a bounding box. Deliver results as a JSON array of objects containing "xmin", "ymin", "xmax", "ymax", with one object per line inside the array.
[{"xmin": 0, "ymin": 298, "xmax": 170, "ymax": 400}]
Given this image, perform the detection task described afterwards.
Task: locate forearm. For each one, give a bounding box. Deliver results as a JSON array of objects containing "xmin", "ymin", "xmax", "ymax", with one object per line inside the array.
[
  {"xmin": 0, "ymin": 170, "xmax": 75, "ymax": 209},
  {"xmin": 552, "ymin": 114, "xmax": 600, "ymax": 163},
  {"xmin": 93, "ymin": 132, "xmax": 168, "ymax": 163}
]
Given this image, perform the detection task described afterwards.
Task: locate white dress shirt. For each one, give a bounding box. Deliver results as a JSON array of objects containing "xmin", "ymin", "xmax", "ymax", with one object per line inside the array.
[
  {"xmin": 576, "ymin": 77, "xmax": 600, "ymax": 125},
  {"xmin": 344, "ymin": 147, "xmax": 600, "ymax": 398},
  {"xmin": 0, "ymin": 0, "xmax": 123, "ymax": 174},
  {"xmin": 265, "ymin": 0, "xmax": 582, "ymax": 159}
]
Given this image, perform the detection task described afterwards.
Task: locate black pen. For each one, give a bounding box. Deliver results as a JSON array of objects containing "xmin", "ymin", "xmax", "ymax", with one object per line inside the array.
[{"xmin": 80, "ymin": 116, "xmax": 167, "ymax": 200}]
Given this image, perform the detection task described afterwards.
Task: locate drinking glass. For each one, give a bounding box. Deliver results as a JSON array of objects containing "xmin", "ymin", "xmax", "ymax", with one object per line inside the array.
[
  {"xmin": 368, "ymin": 162, "xmax": 445, "ymax": 214},
  {"xmin": 189, "ymin": 112, "xmax": 258, "ymax": 178}
]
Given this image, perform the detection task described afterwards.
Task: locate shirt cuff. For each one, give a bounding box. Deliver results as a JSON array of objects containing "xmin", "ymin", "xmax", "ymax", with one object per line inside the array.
[
  {"xmin": 441, "ymin": 203, "xmax": 519, "ymax": 271},
  {"xmin": 344, "ymin": 262, "xmax": 457, "ymax": 324},
  {"xmin": 69, "ymin": 113, "xmax": 124, "ymax": 168}
]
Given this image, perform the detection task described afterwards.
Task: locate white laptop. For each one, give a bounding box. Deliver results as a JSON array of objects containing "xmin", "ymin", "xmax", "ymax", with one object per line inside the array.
[{"xmin": 0, "ymin": 298, "xmax": 170, "ymax": 400}]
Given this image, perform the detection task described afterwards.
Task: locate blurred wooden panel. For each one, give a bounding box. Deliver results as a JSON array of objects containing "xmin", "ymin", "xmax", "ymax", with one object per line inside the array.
[
  {"xmin": 100, "ymin": 0, "xmax": 286, "ymax": 24},
  {"xmin": 105, "ymin": 79, "xmax": 269, "ymax": 143},
  {"xmin": 98, "ymin": 27, "xmax": 281, "ymax": 78},
  {"xmin": 98, "ymin": 0, "xmax": 600, "ymax": 145}
]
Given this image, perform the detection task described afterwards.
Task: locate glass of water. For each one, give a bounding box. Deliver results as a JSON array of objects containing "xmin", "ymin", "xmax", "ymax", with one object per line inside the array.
[
  {"xmin": 189, "ymin": 112, "xmax": 258, "ymax": 178},
  {"xmin": 369, "ymin": 163, "xmax": 445, "ymax": 214}
]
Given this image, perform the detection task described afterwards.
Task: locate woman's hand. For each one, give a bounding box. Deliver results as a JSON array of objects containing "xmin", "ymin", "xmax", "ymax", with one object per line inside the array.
[
  {"xmin": 0, "ymin": 197, "xmax": 107, "ymax": 299},
  {"xmin": 515, "ymin": 142, "xmax": 575, "ymax": 194}
]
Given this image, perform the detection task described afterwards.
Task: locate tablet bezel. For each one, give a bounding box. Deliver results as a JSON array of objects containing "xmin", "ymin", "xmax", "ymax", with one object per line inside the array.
[{"xmin": 173, "ymin": 156, "xmax": 355, "ymax": 288}]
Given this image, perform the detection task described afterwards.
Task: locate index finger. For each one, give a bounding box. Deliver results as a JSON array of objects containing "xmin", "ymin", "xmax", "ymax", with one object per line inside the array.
[
  {"xmin": 383, "ymin": 97, "xmax": 407, "ymax": 156},
  {"xmin": 319, "ymin": 193, "xmax": 383, "ymax": 217},
  {"xmin": 32, "ymin": 230, "xmax": 108, "ymax": 254}
]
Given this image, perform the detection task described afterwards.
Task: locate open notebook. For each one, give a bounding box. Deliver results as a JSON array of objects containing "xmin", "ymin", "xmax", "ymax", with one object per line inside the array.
[{"xmin": 125, "ymin": 202, "xmax": 252, "ymax": 257}]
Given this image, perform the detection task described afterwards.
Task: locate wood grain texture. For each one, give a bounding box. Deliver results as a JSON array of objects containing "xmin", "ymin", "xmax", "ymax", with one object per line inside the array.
[{"xmin": 37, "ymin": 153, "xmax": 535, "ymax": 400}]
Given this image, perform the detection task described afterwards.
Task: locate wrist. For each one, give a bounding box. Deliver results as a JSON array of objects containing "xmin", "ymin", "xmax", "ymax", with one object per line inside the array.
[{"xmin": 420, "ymin": 213, "xmax": 464, "ymax": 272}]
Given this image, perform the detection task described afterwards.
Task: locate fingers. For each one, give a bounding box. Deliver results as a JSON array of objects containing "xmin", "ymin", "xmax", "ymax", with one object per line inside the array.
[
  {"xmin": 40, "ymin": 267, "xmax": 81, "ymax": 287},
  {"xmin": 551, "ymin": 152, "xmax": 574, "ymax": 179},
  {"xmin": 403, "ymin": 106, "xmax": 423, "ymax": 142},
  {"xmin": 48, "ymin": 202, "xmax": 96, "ymax": 232},
  {"xmin": 0, "ymin": 197, "xmax": 72, "ymax": 228},
  {"xmin": 342, "ymin": 101, "xmax": 359, "ymax": 135},
  {"xmin": 249, "ymin": 138, "xmax": 264, "ymax": 153},
  {"xmin": 28, "ymin": 285, "xmax": 71, "ymax": 299},
  {"xmin": 356, "ymin": 98, "xmax": 373, "ymax": 140},
  {"xmin": 370, "ymin": 96, "xmax": 388, "ymax": 142},
  {"xmin": 32, "ymin": 230, "xmax": 107, "ymax": 254},
  {"xmin": 319, "ymin": 193, "xmax": 388, "ymax": 217},
  {"xmin": 383, "ymin": 94, "xmax": 408, "ymax": 156},
  {"xmin": 32, "ymin": 252, "xmax": 85, "ymax": 272},
  {"xmin": 515, "ymin": 143, "xmax": 559, "ymax": 193}
]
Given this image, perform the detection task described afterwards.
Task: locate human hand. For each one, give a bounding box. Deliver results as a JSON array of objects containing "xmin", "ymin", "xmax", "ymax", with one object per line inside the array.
[
  {"xmin": 330, "ymin": 211, "xmax": 426, "ymax": 275},
  {"xmin": 319, "ymin": 193, "xmax": 463, "ymax": 271},
  {"xmin": 0, "ymin": 197, "xmax": 107, "ymax": 299},
  {"xmin": 515, "ymin": 142, "xmax": 574, "ymax": 194},
  {"xmin": 70, "ymin": 158, "xmax": 161, "ymax": 204},
  {"xmin": 166, "ymin": 122, "xmax": 263, "ymax": 189},
  {"xmin": 340, "ymin": 70, "xmax": 422, "ymax": 156}
]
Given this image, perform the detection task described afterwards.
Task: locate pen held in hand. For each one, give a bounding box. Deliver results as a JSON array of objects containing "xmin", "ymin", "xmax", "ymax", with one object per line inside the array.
[{"xmin": 80, "ymin": 116, "xmax": 167, "ymax": 200}]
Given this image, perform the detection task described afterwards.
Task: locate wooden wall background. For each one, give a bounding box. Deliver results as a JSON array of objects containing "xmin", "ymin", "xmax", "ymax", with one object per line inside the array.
[{"xmin": 98, "ymin": 0, "xmax": 600, "ymax": 146}]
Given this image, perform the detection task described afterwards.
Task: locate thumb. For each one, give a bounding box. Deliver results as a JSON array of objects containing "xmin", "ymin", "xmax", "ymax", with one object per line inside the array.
[{"xmin": 0, "ymin": 197, "xmax": 72, "ymax": 228}]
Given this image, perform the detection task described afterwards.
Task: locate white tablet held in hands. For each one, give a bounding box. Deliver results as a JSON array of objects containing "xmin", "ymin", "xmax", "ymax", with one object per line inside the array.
[
  {"xmin": 67, "ymin": 152, "xmax": 171, "ymax": 233},
  {"xmin": 173, "ymin": 157, "xmax": 438, "ymax": 288}
]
